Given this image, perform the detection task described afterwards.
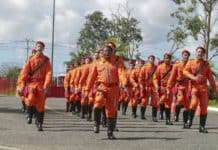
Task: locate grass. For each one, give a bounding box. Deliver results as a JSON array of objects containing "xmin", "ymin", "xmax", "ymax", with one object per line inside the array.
[{"xmin": 209, "ymin": 100, "xmax": 218, "ymax": 108}]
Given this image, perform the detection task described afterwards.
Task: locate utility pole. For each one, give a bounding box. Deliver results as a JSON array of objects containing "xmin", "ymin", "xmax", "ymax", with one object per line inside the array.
[
  {"xmin": 51, "ymin": 0, "xmax": 56, "ymax": 80},
  {"xmin": 25, "ymin": 39, "xmax": 31, "ymax": 61}
]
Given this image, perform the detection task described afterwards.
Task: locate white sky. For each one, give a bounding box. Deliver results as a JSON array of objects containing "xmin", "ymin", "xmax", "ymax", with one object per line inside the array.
[{"xmin": 0, "ymin": 0, "xmax": 217, "ymax": 75}]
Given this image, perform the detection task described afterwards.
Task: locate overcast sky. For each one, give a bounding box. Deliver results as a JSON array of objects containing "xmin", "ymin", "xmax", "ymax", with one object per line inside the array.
[{"xmin": 0, "ymin": 0, "xmax": 217, "ymax": 75}]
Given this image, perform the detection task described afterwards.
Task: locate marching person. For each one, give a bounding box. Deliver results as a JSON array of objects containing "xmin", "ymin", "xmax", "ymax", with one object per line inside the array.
[
  {"xmin": 85, "ymin": 45, "xmax": 121, "ymax": 139},
  {"xmin": 64, "ymin": 63, "xmax": 74, "ymax": 112},
  {"xmin": 167, "ymin": 50, "xmax": 191, "ymax": 127},
  {"xmin": 153, "ymin": 53, "xmax": 173, "ymax": 125},
  {"xmin": 17, "ymin": 41, "xmax": 52, "ymax": 131},
  {"xmin": 183, "ymin": 47, "xmax": 218, "ymax": 133},
  {"xmin": 139, "ymin": 55, "xmax": 159, "ymax": 122},
  {"xmin": 17, "ymin": 48, "xmax": 37, "ymax": 113}
]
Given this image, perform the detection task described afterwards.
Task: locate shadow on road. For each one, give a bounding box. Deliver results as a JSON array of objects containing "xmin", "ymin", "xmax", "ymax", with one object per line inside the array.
[{"xmin": 101, "ymin": 136, "xmax": 181, "ymax": 141}]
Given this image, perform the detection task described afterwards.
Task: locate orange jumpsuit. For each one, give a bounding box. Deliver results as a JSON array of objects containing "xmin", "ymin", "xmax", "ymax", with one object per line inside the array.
[
  {"xmin": 19, "ymin": 53, "xmax": 51, "ymax": 112},
  {"xmin": 153, "ymin": 62, "xmax": 173, "ymax": 109},
  {"xmin": 183, "ymin": 59, "xmax": 217, "ymax": 115},
  {"xmin": 124, "ymin": 68, "xmax": 133, "ymax": 103},
  {"xmin": 85, "ymin": 57, "xmax": 120, "ymax": 118},
  {"xmin": 167, "ymin": 61, "xmax": 190, "ymax": 111},
  {"xmin": 139, "ymin": 63, "xmax": 158, "ymax": 108},
  {"xmin": 79, "ymin": 63, "xmax": 91, "ymax": 107},
  {"xmin": 64, "ymin": 70, "xmax": 72, "ymax": 102},
  {"xmin": 130, "ymin": 67, "xmax": 141, "ymax": 107}
]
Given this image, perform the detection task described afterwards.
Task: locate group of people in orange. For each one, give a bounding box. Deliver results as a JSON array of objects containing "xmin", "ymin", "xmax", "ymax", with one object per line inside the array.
[
  {"xmin": 64, "ymin": 41, "xmax": 218, "ymax": 139},
  {"xmin": 16, "ymin": 40, "xmax": 218, "ymax": 140}
]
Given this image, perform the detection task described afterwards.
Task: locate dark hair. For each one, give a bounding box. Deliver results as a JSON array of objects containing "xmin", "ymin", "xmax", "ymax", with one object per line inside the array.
[
  {"xmin": 196, "ymin": 46, "xmax": 206, "ymax": 54},
  {"xmin": 36, "ymin": 41, "xmax": 45, "ymax": 48}
]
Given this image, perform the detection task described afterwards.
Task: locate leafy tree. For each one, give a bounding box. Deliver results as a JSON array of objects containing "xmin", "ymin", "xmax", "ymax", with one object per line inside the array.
[
  {"xmin": 0, "ymin": 64, "xmax": 21, "ymax": 81},
  {"xmin": 111, "ymin": 1, "xmax": 142, "ymax": 58},
  {"xmin": 77, "ymin": 11, "xmax": 112, "ymax": 53},
  {"xmin": 168, "ymin": 0, "xmax": 218, "ymax": 59}
]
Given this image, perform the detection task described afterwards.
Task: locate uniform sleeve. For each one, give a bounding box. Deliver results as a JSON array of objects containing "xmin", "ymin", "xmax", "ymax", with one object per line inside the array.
[
  {"xmin": 130, "ymin": 70, "xmax": 137, "ymax": 87},
  {"xmin": 138, "ymin": 67, "xmax": 145, "ymax": 85},
  {"xmin": 85, "ymin": 64, "xmax": 98, "ymax": 92},
  {"xmin": 74, "ymin": 68, "xmax": 82, "ymax": 88},
  {"xmin": 118, "ymin": 59, "xmax": 127, "ymax": 87},
  {"xmin": 153, "ymin": 66, "xmax": 160, "ymax": 89},
  {"xmin": 43, "ymin": 60, "xmax": 52, "ymax": 89},
  {"xmin": 19, "ymin": 60, "xmax": 31, "ymax": 86},
  {"xmin": 183, "ymin": 61, "xmax": 194, "ymax": 79},
  {"xmin": 206, "ymin": 64, "xmax": 217, "ymax": 92},
  {"xmin": 79, "ymin": 66, "xmax": 89, "ymax": 88},
  {"xmin": 64, "ymin": 72, "xmax": 70, "ymax": 89},
  {"xmin": 167, "ymin": 64, "xmax": 177, "ymax": 89}
]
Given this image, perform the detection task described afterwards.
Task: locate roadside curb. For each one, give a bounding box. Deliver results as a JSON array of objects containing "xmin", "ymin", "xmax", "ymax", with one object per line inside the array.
[{"xmin": 208, "ymin": 107, "xmax": 218, "ymax": 112}]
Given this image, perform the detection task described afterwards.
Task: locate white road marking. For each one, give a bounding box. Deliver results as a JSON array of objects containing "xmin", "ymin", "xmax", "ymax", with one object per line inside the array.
[{"xmin": 0, "ymin": 145, "xmax": 21, "ymax": 150}]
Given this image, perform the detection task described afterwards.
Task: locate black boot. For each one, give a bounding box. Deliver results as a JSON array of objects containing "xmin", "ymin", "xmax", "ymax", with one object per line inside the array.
[
  {"xmin": 114, "ymin": 113, "xmax": 119, "ymax": 132},
  {"xmin": 26, "ymin": 106, "xmax": 34, "ymax": 124},
  {"xmin": 174, "ymin": 105, "xmax": 182, "ymax": 122},
  {"xmin": 102, "ymin": 107, "xmax": 107, "ymax": 127},
  {"xmin": 87, "ymin": 104, "xmax": 93, "ymax": 121},
  {"xmin": 187, "ymin": 109, "xmax": 195, "ymax": 128},
  {"xmin": 165, "ymin": 108, "xmax": 173, "ymax": 125},
  {"xmin": 21, "ymin": 101, "xmax": 26, "ymax": 113},
  {"xmin": 199, "ymin": 114, "xmax": 208, "ymax": 133},
  {"xmin": 159, "ymin": 103, "xmax": 165, "ymax": 120},
  {"xmin": 132, "ymin": 106, "xmax": 137, "ymax": 118},
  {"xmin": 118, "ymin": 101, "xmax": 121, "ymax": 111},
  {"xmin": 81, "ymin": 106, "xmax": 85, "ymax": 119},
  {"xmin": 122, "ymin": 102, "xmax": 128, "ymax": 115},
  {"xmin": 121, "ymin": 102, "xmax": 125, "ymax": 115},
  {"xmin": 152, "ymin": 107, "xmax": 158, "ymax": 122},
  {"xmin": 183, "ymin": 110, "xmax": 189, "ymax": 128},
  {"xmin": 37, "ymin": 112, "xmax": 44, "ymax": 131},
  {"xmin": 70, "ymin": 102, "xmax": 76, "ymax": 114},
  {"xmin": 107, "ymin": 118, "xmax": 116, "ymax": 140},
  {"xmin": 66, "ymin": 102, "xmax": 70, "ymax": 112},
  {"xmin": 75, "ymin": 100, "xmax": 81, "ymax": 113},
  {"xmin": 93, "ymin": 108, "xmax": 101, "ymax": 133},
  {"xmin": 140, "ymin": 107, "xmax": 146, "ymax": 120}
]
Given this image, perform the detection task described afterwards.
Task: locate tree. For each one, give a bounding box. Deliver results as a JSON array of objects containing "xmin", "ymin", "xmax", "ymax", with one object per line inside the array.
[
  {"xmin": 77, "ymin": 11, "xmax": 112, "ymax": 53},
  {"xmin": 0, "ymin": 64, "xmax": 21, "ymax": 81},
  {"xmin": 111, "ymin": 1, "xmax": 143, "ymax": 58},
  {"xmin": 168, "ymin": 0, "xmax": 218, "ymax": 59}
]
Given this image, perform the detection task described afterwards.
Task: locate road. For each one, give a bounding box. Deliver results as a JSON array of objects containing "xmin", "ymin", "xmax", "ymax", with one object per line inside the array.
[{"xmin": 0, "ymin": 96, "xmax": 218, "ymax": 150}]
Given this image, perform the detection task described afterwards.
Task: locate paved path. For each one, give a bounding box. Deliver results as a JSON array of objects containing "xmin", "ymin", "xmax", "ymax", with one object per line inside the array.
[{"xmin": 0, "ymin": 96, "xmax": 218, "ymax": 150}]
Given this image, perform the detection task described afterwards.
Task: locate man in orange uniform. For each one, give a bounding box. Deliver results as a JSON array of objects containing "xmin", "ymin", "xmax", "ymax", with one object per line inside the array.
[
  {"xmin": 107, "ymin": 42, "xmax": 127, "ymax": 131},
  {"xmin": 74, "ymin": 57, "xmax": 85, "ymax": 114},
  {"xmin": 17, "ymin": 41, "xmax": 52, "ymax": 131},
  {"xmin": 167, "ymin": 50, "xmax": 191, "ymax": 127},
  {"xmin": 153, "ymin": 53, "xmax": 173, "ymax": 125},
  {"xmin": 139, "ymin": 55, "xmax": 159, "ymax": 122},
  {"xmin": 130, "ymin": 59, "xmax": 143, "ymax": 118},
  {"xmin": 68, "ymin": 61, "xmax": 80, "ymax": 114},
  {"xmin": 78, "ymin": 56, "xmax": 92, "ymax": 118},
  {"xmin": 183, "ymin": 47, "xmax": 218, "ymax": 133},
  {"xmin": 85, "ymin": 45, "xmax": 120, "ymax": 139},
  {"xmin": 17, "ymin": 48, "xmax": 37, "ymax": 113},
  {"xmin": 64, "ymin": 63, "xmax": 74, "ymax": 112},
  {"xmin": 86, "ymin": 50, "xmax": 100, "ymax": 121},
  {"xmin": 121, "ymin": 59, "xmax": 135, "ymax": 115}
]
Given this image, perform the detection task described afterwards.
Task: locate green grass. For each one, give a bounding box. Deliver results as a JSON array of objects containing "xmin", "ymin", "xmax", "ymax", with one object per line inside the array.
[{"xmin": 209, "ymin": 100, "xmax": 218, "ymax": 107}]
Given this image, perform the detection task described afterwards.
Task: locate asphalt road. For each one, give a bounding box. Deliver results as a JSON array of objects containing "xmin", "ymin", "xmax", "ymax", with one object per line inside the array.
[{"xmin": 0, "ymin": 96, "xmax": 218, "ymax": 150}]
